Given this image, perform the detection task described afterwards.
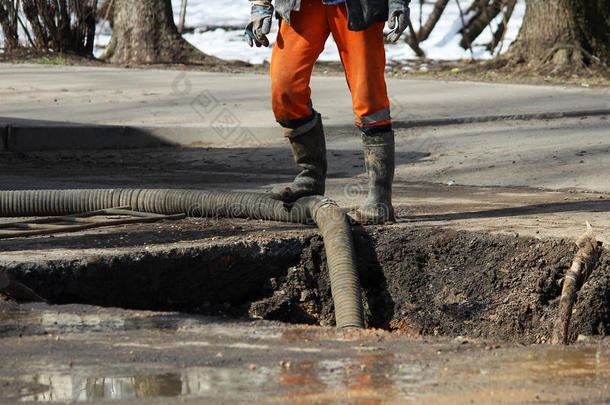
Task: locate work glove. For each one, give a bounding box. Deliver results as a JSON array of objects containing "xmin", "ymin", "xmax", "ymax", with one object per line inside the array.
[
  {"xmin": 245, "ymin": 0, "xmax": 274, "ymax": 47},
  {"xmin": 386, "ymin": 0, "xmax": 410, "ymax": 43}
]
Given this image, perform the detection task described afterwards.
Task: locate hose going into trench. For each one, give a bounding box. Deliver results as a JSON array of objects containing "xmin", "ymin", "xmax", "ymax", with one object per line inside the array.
[{"xmin": 0, "ymin": 189, "xmax": 364, "ymax": 328}]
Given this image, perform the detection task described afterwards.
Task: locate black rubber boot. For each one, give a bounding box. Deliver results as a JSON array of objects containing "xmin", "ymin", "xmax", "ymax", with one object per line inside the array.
[
  {"xmin": 349, "ymin": 130, "xmax": 395, "ymax": 224},
  {"xmin": 271, "ymin": 112, "xmax": 327, "ymax": 202}
]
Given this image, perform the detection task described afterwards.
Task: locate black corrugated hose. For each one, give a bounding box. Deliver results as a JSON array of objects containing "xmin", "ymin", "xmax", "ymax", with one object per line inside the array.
[{"xmin": 0, "ymin": 189, "xmax": 364, "ymax": 328}]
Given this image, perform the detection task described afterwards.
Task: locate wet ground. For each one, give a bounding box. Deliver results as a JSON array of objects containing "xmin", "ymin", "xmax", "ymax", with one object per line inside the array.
[
  {"xmin": 1, "ymin": 115, "xmax": 609, "ymax": 402},
  {"xmin": 1, "ymin": 302, "xmax": 609, "ymax": 404}
]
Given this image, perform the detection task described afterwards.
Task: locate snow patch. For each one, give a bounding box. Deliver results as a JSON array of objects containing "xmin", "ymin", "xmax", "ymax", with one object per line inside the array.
[
  {"xmin": 167, "ymin": 0, "xmax": 525, "ymax": 63},
  {"xmin": 0, "ymin": 0, "xmax": 525, "ymax": 63}
]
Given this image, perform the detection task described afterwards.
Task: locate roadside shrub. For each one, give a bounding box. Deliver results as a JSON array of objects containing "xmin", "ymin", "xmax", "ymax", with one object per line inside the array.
[
  {"xmin": 0, "ymin": 0, "xmax": 98, "ymax": 56},
  {"xmin": 0, "ymin": 0, "xmax": 20, "ymax": 51}
]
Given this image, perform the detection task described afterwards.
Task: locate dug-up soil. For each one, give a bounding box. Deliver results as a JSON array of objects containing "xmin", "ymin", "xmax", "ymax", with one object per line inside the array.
[
  {"xmin": 5, "ymin": 224, "xmax": 608, "ymax": 345},
  {"xmin": 252, "ymin": 227, "xmax": 610, "ymax": 344}
]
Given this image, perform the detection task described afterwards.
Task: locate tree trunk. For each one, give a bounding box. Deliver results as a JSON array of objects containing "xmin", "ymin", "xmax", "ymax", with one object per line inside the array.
[
  {"xmin": 101, "ymin": 0, "xmax": 211, "ymax": 64},
  {"xmin": 506, "ymin": 0, "xmax": 609, "ymax": 72}
]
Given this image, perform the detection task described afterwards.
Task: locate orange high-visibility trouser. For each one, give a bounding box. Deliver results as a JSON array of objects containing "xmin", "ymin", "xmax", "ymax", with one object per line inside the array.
[{"xmin": 270, "ymin": 0, "xmax": 391, "ymax": 131}]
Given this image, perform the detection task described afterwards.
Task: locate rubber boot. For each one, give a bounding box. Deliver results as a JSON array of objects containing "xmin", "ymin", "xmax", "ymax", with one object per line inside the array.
[
  {"xmin": 349, "ymin": 130, "xmax": 395, "ymax": 224},
  {"xmin": 271, "ymin": 113, "xmax": 327, "ymax": 202}
]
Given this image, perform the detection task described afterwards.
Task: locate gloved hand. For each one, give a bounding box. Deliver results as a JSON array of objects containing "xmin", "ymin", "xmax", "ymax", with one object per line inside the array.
[
  {"xmin": 245, "ymin": 0, "xmax": 274, "ymax": 47},
  {"xmin": 386, "ymin": 0, "xmax": 410, "ymax": 43}
]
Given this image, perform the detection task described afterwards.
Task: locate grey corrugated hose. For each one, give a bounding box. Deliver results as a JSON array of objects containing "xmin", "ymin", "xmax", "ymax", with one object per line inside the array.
[{"xmin": 0, "ymin": 189, "xmax": 364, "ymax": 328}]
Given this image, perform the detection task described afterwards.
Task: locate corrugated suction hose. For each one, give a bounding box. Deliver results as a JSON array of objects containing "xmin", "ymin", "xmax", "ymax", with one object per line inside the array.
[{"xmin": 0, "ymin": 189, "xmax": 364, "ymax": 328}]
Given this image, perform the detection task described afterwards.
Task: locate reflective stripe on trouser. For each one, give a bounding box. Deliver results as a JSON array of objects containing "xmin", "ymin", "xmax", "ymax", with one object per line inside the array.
[{"xmin": 270, "ymin": 0, "xmax": 390, "ymax": 131}]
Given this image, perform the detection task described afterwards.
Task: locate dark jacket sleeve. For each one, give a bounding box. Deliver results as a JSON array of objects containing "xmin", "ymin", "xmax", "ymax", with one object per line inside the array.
[
  {"xmin": 274, "ymin": 0, "xmax": 389, "ymax": 31},
  {"xmin": 345, "ymin": 0, "xmax": 389, "ymax": 31}
]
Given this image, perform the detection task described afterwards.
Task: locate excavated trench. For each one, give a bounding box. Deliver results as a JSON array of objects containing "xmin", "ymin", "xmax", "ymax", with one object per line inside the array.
[{"xmin": 4, "ymin": 226, "xmax": 610, "ymax": 344}]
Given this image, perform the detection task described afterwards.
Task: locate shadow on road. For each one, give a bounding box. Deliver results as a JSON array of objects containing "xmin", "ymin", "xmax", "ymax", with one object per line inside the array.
[
  {"xmin": 0, "ymin": 223, "xmax": 308, "ymax": 252},
  {"xmin": 0, "ymin": 146, "xmax": 431, "ymax": 190},
  {"xmin": 400, "ymin": 199, "xmax": 610, "ymax": 222}
]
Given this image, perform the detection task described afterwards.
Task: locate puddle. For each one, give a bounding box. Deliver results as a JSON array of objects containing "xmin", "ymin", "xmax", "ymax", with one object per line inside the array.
[
  {"xmin": 0, "ymin": 307, "xmax": 183, "ymax": 338},
  {"xmin": 299, "ymin": 355, "xmax": 430, "ymax": 402},
  {"xmin": 13, "ymin": 345, "xmax": 610, "ymax": 403},
  {"xmin": 421, "ymin": 345, "xmax": 610, "ymax": 403},
  {"xmin": 489, "ymin": 346, "xmax": 610, "ymax": 384},
  {"xmin": 20, "ymin": 367, "xmax": 278, "ymax": 402},
  {"xmin": 2, "ymin": 302, "xmax": 609, "ymax": 403},
  {"xmin": 18, "ymin": 352, "xmax": 437, "ymax": 403},
  {"xmin": 22, "ymin": 373, "xmax": 182, "ymax": 401}
]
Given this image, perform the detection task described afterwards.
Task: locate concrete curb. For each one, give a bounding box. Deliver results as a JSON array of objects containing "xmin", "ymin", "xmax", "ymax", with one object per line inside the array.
[
  {"xmin": 1, "ymin": 109, "xmax": 608, "ymax": 152},
  {"xmin": 395, "ymin": 109, "xmax": 610, "ymax": 129},
  {"xmin": 1, "ymin": 124, "xmax": 173, "ymax": 152}
]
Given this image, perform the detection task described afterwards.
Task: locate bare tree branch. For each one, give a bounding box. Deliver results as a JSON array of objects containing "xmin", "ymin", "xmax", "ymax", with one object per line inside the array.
[
  {"xmin": 488, "ymin": 0, "xmax": 517, "ymax": 54},
  {"xmin": 459, "ymin": 0, "xmax": 503, "ymax": 50}
]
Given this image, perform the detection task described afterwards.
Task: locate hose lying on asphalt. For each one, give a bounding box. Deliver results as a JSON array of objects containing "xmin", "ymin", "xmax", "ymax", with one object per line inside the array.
[{"xmin": 0, "ymin": 189, "xmax": 364, "ymax": 328}]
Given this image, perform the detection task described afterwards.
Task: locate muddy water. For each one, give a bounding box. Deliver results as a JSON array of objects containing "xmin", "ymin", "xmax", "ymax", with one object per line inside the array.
[
  {"xmin": 2, "ymin": 225, "xmax": 609, "ymax": 404},
  {"xmin": 16, "ymin": 345, "xmax": 610, "ymax": 403},
  {"xmin": 1, "ymin": 304, "xmax": 608, "ymax": 404}
]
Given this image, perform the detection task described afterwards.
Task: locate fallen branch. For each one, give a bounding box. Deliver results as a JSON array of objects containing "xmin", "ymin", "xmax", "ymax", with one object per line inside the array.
[{"xmin": 550, "ymin": 222, "xmax": 604, "ymax": 345}]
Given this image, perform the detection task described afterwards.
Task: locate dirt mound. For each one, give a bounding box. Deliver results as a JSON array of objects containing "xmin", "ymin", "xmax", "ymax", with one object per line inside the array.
[{"xmin": 252, "ymin": 227, "xmax": 609, "ymax": 344}]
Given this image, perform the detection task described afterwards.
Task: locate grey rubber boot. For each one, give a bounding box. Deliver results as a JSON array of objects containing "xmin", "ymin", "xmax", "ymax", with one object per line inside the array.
[
  {"xmin": 271, "ymin": 112, "xmax": 327, "ymax": 202},
  {"xmin": 350, "ymin": 130, "xmax": 395, "ymax": 224}
]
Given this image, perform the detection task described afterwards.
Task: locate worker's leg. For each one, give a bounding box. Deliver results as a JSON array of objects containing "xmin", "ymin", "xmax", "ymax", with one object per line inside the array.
[
  {"xmin": 328, "ymin": 5, "xmax": 390, "ymax": 130},
  {"xmin": 329, "ymin": 6, "xmax": 395, "ymax": 223},
  {"xmin": 269, "ymin": 0, "xmax": 331, "ymax": 202}
]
